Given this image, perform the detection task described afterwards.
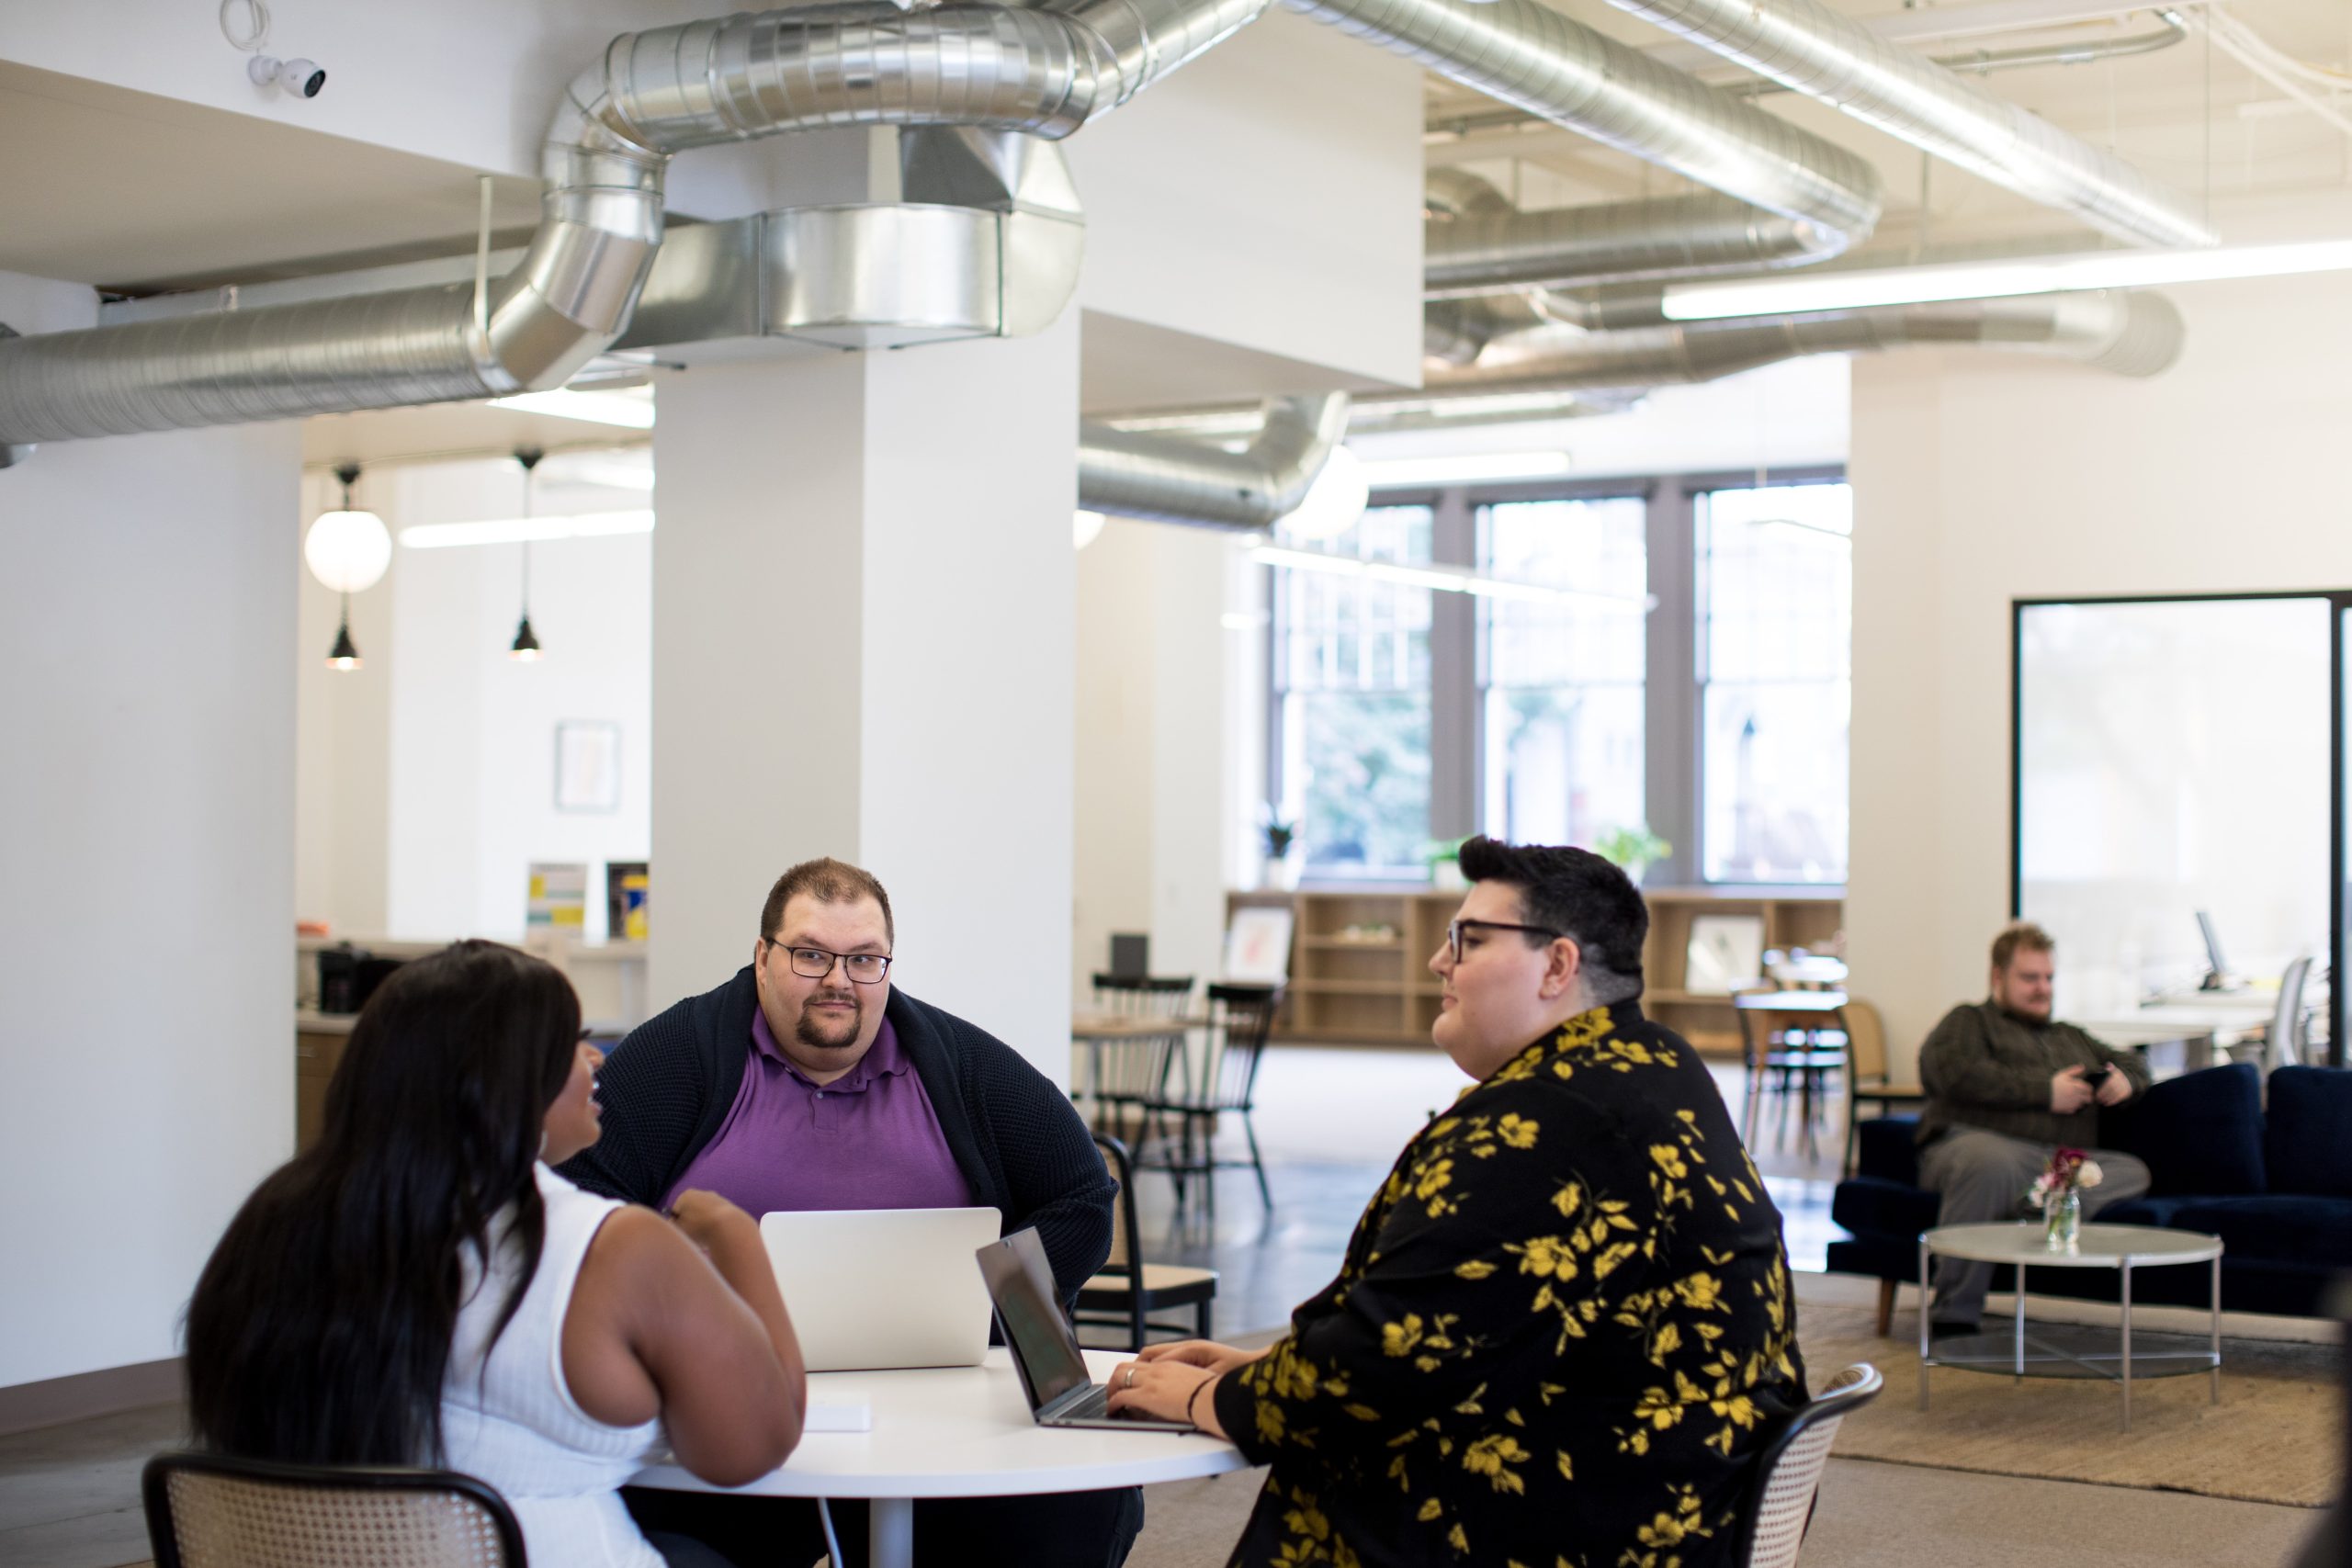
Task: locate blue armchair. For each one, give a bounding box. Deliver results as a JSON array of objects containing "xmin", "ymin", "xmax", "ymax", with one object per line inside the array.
[{"xmin": 1827, "ymin": 1062, "xmax": 2352, "ymax": 1333}]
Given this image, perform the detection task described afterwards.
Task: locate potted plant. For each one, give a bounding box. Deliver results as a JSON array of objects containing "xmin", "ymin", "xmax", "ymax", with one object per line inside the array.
[
  {"xmin": 1261, "ymin": 809, "xmax": 1299, "ymax": 891},
  {"xmin": 1593, "ymin": 825, "xmax": 1671, "ymax": 885},
  {"xmin": 1423, "ymin": 835, "xmax": 1472, "ymax": 891}
]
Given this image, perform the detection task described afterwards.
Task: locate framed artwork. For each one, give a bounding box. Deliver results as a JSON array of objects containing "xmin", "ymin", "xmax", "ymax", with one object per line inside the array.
[
  {"xmin": 1224, "ymin": 907, "xmax": 1296, "ymax": 985},
  {"xmin": 1685, "ymin": 913, "xmax": 1766, "ymax": 996},
  {"xmin": 555, "ymin": 721, "xmax": 622, "ymax": 813}
]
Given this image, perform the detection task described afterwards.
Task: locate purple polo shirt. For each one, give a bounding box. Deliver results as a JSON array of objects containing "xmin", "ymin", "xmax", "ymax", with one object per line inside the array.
[{"xmin": 661, "ymin": 1008, "xmax": 973, "ymax": 1215}]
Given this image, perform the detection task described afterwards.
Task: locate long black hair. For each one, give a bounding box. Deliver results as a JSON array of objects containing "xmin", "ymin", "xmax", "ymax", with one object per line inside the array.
[{"xmin": 186, "ymin": 940, "xmax": 581, "ymax": 1464}]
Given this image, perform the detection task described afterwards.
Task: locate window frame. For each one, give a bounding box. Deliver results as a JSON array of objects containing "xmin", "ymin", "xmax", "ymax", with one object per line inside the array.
[{"xmin": 1263, "ymin": 464, "xmax": 1848, "ymax": 892}]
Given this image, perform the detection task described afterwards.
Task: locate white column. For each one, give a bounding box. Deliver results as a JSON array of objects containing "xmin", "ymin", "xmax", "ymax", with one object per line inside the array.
[
  {"xmin": 0, "ymin": 268, "xmax": 300, "ymax": 1388},
  {"xmin": 653, "ymin": 318, "xmax": 1079, "ymax": 1080}
]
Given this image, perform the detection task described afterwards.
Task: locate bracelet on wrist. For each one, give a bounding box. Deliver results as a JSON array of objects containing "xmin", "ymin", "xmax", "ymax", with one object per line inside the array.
[{"xmin": 1186, "ymin": 1376, "xmax": 1215, "ymax": 1427}]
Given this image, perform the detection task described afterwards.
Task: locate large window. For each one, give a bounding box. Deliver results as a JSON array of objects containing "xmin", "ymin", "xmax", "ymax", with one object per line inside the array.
[
  {"xmin": 1478, "ymin": 497, "xmax": 1647, "ymax": 849},
  {"xmin": 1698, "ymin": 481, "xmax": 1852, "ymax": 884},
  {"xmin": 1273, "ymin": 505, "xmax": 1434, "ymax": 879},
  {"xmin": 1262, "ymin": 470, "xmax": 1850, "ymax": 886}
]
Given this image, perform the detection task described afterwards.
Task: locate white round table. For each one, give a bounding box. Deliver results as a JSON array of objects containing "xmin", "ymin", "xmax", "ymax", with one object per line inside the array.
[
  {"xmin": 629, "ymin": 1349, "xmax": 1248, "ymax": 1568},
  {"xmin": 1917, "ymin": 1222, "xmax": 2223, "ymax": 1431}
]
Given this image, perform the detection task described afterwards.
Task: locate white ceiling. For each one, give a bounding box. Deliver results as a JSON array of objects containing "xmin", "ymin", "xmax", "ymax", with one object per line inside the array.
[{"xmin": 7, "ymin": 2, "xmax": 2348, "ymax": 464}]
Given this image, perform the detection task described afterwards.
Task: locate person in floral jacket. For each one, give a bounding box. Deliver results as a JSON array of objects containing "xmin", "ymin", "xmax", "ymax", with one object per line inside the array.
[{"xmin": 1110, "ymin": 838, "xmax": 1805, "ymax": 1568}]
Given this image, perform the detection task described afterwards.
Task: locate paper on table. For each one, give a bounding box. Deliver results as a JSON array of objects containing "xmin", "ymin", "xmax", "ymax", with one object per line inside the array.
[{"xmin": 805, "ymin": 1397, "xmax": 872, "ymax": 1433}]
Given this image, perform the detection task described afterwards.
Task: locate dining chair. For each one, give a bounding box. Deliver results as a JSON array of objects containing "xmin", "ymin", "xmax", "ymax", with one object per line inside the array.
[
  {"xmin": 1090, "ymin": 974, "xmax": 1195, "ymax": 1018},
  {"xmin": 1734, "ymin": 1363, "xmax": 1883, "ymax": 1568},
  {"xmin": 1839, "ymin": 998, "xmax": 1927, "ymax": 1177},
  {"xmin": 1734, "ymin": 992, "xmax": 1849, "ymax": 1161},
  {"xmin": 143, "ymin": 1451, "xmax": 526, "ymax": 1568},
  {"xmin": 1136, "ymin": 982, "xmax": 1281, "ymax": 1224},
  {"xmin": 1075, "ymin": 1133, "xmax": 1219, "ymax": 1348},
  {"xmin": 2260, "ymin": 955, "xmax": 2314, "ymax": 1077}
]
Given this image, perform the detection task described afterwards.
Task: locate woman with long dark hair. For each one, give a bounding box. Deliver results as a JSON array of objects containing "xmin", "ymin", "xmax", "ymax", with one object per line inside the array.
[{"xmin": 187, "ymin": 940, "xmax": 805, "ymax": 1568}]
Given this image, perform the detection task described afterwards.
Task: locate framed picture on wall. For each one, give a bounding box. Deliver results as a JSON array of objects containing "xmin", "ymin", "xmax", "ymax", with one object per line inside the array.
[
  {"xmin": 555, "ymin": 721, "xmax": 622, "ymax": 813},
  {"xmin": 1685, "ymin": 913, "xmax": 1766, "ymax": 996}
]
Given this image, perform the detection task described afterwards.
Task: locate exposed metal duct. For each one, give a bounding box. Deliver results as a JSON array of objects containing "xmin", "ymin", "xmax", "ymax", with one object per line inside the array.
[
  {"xmin": 1287, "ymin": 0, "xmax": 1884, "ymax": 254},
  {"xmin": 1427, "ymin": 192, "xmax": 1848, "ymax": 299},
  {"xmin": 1425, "ymin": 289, "xmax": 2186, "ymax": 395},
  {"xmin": 1601, "ymin": 0, "xmax": 2213, "ymax": 249},
  {"xmin": 1078, "ymin": 393, "xmax": 1350, "ymax": 528},
  {"xmin": 0, "ymin": 0, "xmax": 1265, "ymax": 447}
]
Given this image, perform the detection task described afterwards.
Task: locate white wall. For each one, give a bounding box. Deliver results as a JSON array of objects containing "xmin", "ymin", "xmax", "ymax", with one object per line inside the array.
[
  {"xmin": 378, "ymin": 462, "xmax": 652, "ymax": 943},
  {"xmin": 294, "ymin": 471, "xmax": 392, "ymax": 937},
  {"xmin": 0, "ymin": 269, "xmax": 299, "ymax": 1388},
  {"xmin": 1848, "ymin": 266, "xmax": 2352, "ymax": 1075},
  {"xmin": 1071, "ymin": 520, "xmax": 1250, "ymax": 1002}
]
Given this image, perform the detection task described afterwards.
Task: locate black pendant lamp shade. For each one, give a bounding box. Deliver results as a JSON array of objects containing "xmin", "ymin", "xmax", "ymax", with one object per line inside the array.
[
  {"xmin": 325, "ymin": 462, "xmax": 364, "ymax": 671},
  {"xmin": 510, "ymin": 446, "xmax": 545, "ymax": 661}
]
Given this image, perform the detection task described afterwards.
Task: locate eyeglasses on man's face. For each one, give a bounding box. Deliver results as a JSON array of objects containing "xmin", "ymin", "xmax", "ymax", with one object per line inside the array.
[
  {"xmin": 1445, "ymin": 918, "xmax": 1564, "ymax": 965},
  {"xmin": 765, "ymin": 939, "xmax": 893, "ymax": 985}
]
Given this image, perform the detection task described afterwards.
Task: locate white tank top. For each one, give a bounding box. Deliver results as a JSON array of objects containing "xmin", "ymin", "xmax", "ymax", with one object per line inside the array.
[{"xmin": 441, "ymin": 1165, "xmax": 666, "ymax": 1568}]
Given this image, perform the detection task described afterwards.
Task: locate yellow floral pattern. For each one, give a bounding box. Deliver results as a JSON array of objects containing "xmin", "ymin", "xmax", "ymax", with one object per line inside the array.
[{"xmin": 1218, "ymin": 1004, "xmax": 1805, "ymax": 1568}]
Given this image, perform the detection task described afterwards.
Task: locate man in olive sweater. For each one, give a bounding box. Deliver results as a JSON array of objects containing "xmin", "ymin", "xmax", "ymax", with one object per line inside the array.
[{"xmin": 1917, "ymin": 921, "xmax": 2153, "ymax": 1330}]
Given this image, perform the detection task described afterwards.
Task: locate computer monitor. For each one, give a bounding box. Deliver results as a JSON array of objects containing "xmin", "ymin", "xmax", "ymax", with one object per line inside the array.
[{"xmin": 2195, "ymin": 910, "xmax": 2230, "ymax": 991}]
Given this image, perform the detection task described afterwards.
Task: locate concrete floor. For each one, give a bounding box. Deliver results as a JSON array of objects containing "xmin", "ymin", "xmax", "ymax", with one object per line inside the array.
[{"xmin": 10, "ymin": 1046, "xmax": 2329, "ymax": 1567}]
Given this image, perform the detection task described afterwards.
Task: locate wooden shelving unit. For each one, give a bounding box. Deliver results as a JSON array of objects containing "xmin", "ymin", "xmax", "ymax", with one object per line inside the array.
[{"xmin": 1233, "ymin": 886, "xmax": 1844, "ymax": 1055}]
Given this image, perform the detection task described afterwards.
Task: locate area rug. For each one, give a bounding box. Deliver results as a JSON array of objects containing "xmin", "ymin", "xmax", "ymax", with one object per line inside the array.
[{"xmin": 1799, "ymin": 1303, "xmax": 2340, "ymax": 1507}]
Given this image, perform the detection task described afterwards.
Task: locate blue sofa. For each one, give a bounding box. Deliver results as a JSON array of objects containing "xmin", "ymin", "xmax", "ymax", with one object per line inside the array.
[{"xmin": 1827, "ymin": 1062, "xmax": 2352, "ymax": 1330}]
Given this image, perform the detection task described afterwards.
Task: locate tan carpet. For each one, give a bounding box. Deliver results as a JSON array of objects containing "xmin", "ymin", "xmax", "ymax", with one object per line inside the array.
[{"xmin": 1800, "ymin": 1303, "xmax": 2339, "ymax": 1508}]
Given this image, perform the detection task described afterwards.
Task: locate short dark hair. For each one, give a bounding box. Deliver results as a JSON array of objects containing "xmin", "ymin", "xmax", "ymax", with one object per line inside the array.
[
  {"xmin": 1991, "ymin": 920, "xmax": 2054, "ymax": 972},
  {"xmin": 761, "ymin": 857, "xmax": 895, "ymax": 947},
  {"xmin": 1456, "ymin": 836, "xmax": 1647, "ymax": 1005}
]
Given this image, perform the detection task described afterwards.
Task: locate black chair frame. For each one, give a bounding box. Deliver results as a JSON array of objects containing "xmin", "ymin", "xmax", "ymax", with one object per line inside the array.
[
  {"xmin": 143, "ymin": 1450, "xmax": 529, "ymax": 1568},
  {"xmin": 1728, "ymin": 1364, "xmax": 1883, "ymax": 1568},
  {"xmin": 1075, "ymin": 1133, "xmax": 1218, "ymax": 1348},
  {"xmin": 1134, "ymin": 983, "xmax": 1280, "ymax": 1224}
]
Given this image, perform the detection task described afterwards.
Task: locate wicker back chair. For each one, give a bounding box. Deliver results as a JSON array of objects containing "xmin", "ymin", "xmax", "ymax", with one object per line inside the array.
[
  {"xmin": 144, "ymin": 1451, "xmax": 526, "ymax": 1568},
  {"xmin": 1735, "ymin": 1363, "xmax": 1882, "ymax": 1568}
]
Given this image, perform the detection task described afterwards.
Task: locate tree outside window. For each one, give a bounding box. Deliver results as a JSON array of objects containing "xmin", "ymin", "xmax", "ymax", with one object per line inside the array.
[{"xmin": 1273, "ymin": 505, "xmax": 1434, "ymax": 879}]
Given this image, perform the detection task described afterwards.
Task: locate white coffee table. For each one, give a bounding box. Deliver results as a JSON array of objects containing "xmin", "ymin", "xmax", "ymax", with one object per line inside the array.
[
  {"xmin": 630, "ymin": 1348, "xmax": 1248, "ymax": 1568},
  {"xmin": 1917, "ymin": 1222, "xmax": 2223, "ymax": 1431}
]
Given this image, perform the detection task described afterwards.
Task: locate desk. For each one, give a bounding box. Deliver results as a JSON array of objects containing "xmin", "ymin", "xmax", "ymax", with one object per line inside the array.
[
  {"xmin": 629, "ymin": 1348, "xmax": 1245, "ymax": 1568},
  {"xmin": 2073, "ymin": 1001, "xmax": 2277, "ymax": 1079}
]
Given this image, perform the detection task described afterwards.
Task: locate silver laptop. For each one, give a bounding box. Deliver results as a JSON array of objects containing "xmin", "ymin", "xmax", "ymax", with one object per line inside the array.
[
  {"xmin": 760, "ymin": 1207, "xmax": 1001, "ymax": 1371},
  {"xmin": 976, "ymin": 1227, "xmax": 1193, "ymax": 1432}
]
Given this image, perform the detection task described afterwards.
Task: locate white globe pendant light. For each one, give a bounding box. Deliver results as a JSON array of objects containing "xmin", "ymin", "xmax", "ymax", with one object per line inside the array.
[
  {"xmin": 306, "ymin": 462, "xmax": 390, "ymax": 671},
  {"xmin": 304, "ymin": 462, "xmax": 391, "ymax": 594}
]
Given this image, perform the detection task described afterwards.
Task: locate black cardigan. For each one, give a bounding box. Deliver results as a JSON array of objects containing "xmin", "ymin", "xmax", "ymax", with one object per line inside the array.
[{"xmin": 558, "ymin": 968, "xmax": 1114, "ymax": 1298}]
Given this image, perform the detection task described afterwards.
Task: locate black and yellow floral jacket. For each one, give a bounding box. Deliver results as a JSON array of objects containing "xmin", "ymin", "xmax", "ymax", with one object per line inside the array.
[{"xmin": 1211, "ymin": 1002, "xmax": 1804, "ymax": 1568}]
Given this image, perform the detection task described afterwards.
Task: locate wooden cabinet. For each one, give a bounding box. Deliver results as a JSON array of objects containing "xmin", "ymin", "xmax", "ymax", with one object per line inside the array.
[
  {"xmin": 295, "ymin": 1019, "xmax": 354, "ymax": 1153},
  {"xmin": 1232, "ymin": 886, "xmax": 1843, "ymax": 1055}
]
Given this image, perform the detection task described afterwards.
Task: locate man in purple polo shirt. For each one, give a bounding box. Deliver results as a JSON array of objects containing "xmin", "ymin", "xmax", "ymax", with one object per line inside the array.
[{"xmin": 564, "ymin": 857, "xmax": 1132, "ymax": 1568}]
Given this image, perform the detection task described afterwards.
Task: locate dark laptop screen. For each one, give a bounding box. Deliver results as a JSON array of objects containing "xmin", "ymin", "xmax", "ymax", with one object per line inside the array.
[{"xmin": 977, "ymin": 1227, "xmax": 1091, "ymax": 1408}]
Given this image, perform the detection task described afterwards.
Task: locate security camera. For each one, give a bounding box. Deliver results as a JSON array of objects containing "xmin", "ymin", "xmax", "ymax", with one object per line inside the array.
[{"xmin": 247, "ymin": 55, "xmax": 326, "ymax": 98}]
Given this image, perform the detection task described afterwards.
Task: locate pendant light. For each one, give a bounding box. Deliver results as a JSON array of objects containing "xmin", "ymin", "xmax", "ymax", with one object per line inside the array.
[
  {"xmin": 305, "ymin": 461, "xmax": 390, "ymax": 671},
  {"xmin": 509, "ymin": 447, "xmax": 544, "ymax": 661}
]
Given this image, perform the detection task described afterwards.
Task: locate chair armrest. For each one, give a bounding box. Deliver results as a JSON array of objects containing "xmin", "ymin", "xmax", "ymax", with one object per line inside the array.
[{"xmin": 1855, "ymin": 1116, "xmax": 1922, "ymax": 1187}]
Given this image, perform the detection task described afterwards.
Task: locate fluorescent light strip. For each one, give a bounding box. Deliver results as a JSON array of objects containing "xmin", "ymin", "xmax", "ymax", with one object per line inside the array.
[
  {"xmin": 1660, "ymin": 238, "xmax": 2352, "ymax": 321},
  {"xmin": 401, "ymin": 510, "xmax": 656, "ymax": 549},
  {"xmin": 487, "ymin": 389, "xmax": 658, "ymax": 428},
  {"xmin": 1250, "ymin": 544, "xmax": 1652, "ymax": 609},
  {"xmin": 1359, "ymin": 450, "xmax": 1574, "ymax": 488}
]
